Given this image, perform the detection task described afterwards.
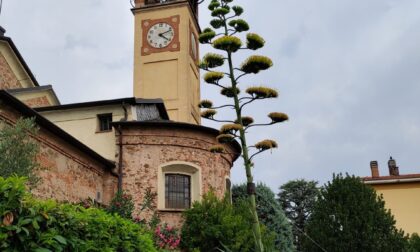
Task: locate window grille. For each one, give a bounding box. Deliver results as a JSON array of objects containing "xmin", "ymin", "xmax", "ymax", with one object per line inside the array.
[{"xmin": 165, "ymin": 174, "xmax": 191, "ymax": 209}]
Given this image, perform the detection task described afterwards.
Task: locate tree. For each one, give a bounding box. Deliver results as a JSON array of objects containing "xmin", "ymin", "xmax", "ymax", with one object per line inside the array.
[
  {"xmin": 232, "ymin": 183, "xmax": 295, "ymax": 252},
  {"xmin": 278, "ymin": 179, "xmax": 319, "ymax": 251},
  {"xmin": 0, "ymin": 118, "xmax": 40, "ymax": 186},
  {"xmin": 303, "ymin": 174, "xmax": 408, "ymax": 252},
  {"xmin": 408, "ymin": 233, "xmax": 420, "ymax": 252},
  {"xmin": 198, "ymin": 1, "xmax": 289, "ymax": 250}
]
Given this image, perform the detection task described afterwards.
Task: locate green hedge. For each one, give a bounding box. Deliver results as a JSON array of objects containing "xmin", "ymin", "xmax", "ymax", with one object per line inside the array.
[{"xmin": 0, "ymin": 176, "xmax": 157, "ymax": 252}]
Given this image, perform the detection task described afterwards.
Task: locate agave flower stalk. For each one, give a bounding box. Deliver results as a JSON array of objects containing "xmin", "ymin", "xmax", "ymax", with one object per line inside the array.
[{"xmin": 198, "ymin": 1, "xmax": 289, "ymax": 251}]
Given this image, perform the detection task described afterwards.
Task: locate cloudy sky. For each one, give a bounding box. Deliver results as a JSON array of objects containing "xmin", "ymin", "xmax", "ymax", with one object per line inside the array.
[{"xmin": 2, "ymin": 0, "xmax": 420, "ymax": 191}]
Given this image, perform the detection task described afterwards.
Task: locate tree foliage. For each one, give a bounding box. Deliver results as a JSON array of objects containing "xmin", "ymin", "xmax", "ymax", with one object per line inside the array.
[
  {"xmin": 180, "ymin": 192, "xmax": 275, "ymax": 252},
  {"xmin": 198, "ymin": 1, "xmax": 289, "ymax": 250},
  {"xmin": 303, "ymin": 174, "xmax": 408, "ymax": 252},
  {"xmin": 0, "ymin": 118, "xmax": 40, "ymax": 186},
  {"xmin": 408, "ymin": 233, "xmax": 420, "ymax": 252},
  {"xmin": 232, "ymin": 183, "xmax": 295, "ymax": 252},
  {"xmin": 278, "ymin": 179, "xmax": 319, "ymax": 251}
]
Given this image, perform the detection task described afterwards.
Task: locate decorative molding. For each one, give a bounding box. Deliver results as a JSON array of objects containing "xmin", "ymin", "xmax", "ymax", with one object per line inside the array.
[{"xmin": 141, "ymin": 15, "xmax": 181, "ymax": 56}]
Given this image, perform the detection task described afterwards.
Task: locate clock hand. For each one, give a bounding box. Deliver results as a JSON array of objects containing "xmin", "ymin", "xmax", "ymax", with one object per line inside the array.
[
  {"xmin": 160, "ymin": 29, "xmax": 172, "ymax": 35},
  {"xmin": 158, "ymin": 33, "xmax": 170, "ymax": 41}
]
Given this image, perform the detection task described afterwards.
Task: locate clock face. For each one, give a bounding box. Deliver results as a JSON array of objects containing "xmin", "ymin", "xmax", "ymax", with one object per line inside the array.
[{"xmin": 147, "ymin": 23, "xmax": 175, "ymax": 49}]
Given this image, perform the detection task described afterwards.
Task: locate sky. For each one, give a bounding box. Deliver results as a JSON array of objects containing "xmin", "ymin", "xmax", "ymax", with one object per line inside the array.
[{"xmin": 2, "ymin": 0, "xmax": 420, "ymax": 191}]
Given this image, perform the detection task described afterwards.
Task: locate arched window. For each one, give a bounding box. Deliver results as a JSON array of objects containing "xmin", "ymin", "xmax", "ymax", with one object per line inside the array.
[{"xmin": 158, "ymin": 162, "xmax": 202, "ymax": 210}]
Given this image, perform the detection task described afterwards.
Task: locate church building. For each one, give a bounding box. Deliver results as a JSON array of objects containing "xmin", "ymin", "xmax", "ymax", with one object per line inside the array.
[{"xmin": 0, "ymin": 0, "xmax": 240, "ymax": 227}]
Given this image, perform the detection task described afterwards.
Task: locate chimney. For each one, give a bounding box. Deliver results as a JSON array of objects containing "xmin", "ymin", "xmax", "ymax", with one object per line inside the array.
[
  {"xmin": 370, "ymin": 161, "xmax": 379, "ymax": 178},
  {"xmin": 388, "ymin": 156, "xmax": 399, "ymax": 176}
]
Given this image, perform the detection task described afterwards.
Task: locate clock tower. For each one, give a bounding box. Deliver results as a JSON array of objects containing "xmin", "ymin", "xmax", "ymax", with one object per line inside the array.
[{"xmin": 132, "ymin": 0, "xmax": 201, "ymax": 124}]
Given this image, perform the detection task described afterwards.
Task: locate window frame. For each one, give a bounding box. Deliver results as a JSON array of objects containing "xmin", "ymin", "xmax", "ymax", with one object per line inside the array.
[
  {"xmin": 97, "ymin": 113, "xmax": 113, "ymax": 132},
  {"xmin": 157, "ymin": 162, "xmax": 202, "ymax": 211}
]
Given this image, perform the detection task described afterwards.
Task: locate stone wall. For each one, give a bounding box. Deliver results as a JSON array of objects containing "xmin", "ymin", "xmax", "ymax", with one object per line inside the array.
[
  {"xmin": 117, "ymin": 123, "xmax": 238, "ymax": 228},
  {"xmin": 0, "ymin": 103, "xmax": 118, "ymax": 205}
]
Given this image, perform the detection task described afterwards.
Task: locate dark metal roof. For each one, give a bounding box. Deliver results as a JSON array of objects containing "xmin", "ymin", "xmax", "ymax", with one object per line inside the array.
[
  {"xmin": 0, "ymin": 90, "xmax": 115, "ymax": 170},
  {"xmin": 0, "ymin": 34, "xmax": 40, "ymax": 87},
  {"xmin": 7, "ymin": 85, "xmax": 61, "ymax": 105},
  {"xmin": 112, "ymin": 120, "xmax": 241, "ymax": 161},
  {"xmin": 35, "ymin": 97, "xmax": 169, "ymax": 120}
]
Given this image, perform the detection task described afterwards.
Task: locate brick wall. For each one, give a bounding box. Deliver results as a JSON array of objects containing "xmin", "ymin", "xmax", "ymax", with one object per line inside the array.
[{"xmin": 0, "ymin": 104, "xmax": 118, "ymax": 205}]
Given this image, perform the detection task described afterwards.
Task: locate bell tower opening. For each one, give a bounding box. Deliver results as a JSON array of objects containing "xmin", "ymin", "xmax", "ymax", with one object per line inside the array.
[{"xmin": 132, "ymin": 0, "xmax": 201, "ymax": 125}]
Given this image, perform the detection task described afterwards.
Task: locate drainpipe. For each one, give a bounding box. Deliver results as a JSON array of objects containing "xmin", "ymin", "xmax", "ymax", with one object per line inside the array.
[
  {"xmin": 117, "ymin": 125, "xmax": 123, "ymax": 193},
  {"xmin": 117, "ymin": 102, "xmax": 128, "ymax": 193}
]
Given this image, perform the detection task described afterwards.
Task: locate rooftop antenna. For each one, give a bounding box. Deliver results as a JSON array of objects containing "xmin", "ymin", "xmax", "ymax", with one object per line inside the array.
[{"xmin": 0, "ymin": 0, "xmax": 3, "ymax": 16}]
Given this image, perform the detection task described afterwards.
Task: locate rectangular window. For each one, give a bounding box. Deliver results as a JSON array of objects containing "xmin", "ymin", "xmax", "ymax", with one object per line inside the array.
[
  {"xmin": 97, "ymin": 113, "xmax": 112, "ymax": 132},
  {"xmin": 165, "ymin": 174, "xmax": 191, "ymax": 209}
]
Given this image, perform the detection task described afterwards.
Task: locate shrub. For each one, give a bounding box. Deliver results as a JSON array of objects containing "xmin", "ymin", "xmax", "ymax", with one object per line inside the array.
[
  {"xmin": 180, "ymin": 191, "xmax": 275, "ymax": 252},
  {"xmin": 154, "ymin": 223, "xmax": 181, "ymax": 250},
  {"xmin": 0, "ymin": 176, "xmax": 157, "ymax": 251},
  {"xmin": 106, "ymin": 190, "xmax": 135, "ymax": 219}
]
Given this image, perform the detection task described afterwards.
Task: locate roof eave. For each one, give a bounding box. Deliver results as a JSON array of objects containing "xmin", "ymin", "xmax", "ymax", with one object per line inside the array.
[
  {"xmin": 0, "ymin": 36, "xmax": 39, "ymax": 87},
  {"xmin": 363, "ymin": 177, "xmax": 420, "ymax": 185}
]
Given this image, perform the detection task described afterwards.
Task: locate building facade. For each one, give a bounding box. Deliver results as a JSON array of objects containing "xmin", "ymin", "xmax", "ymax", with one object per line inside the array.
[
  {"xmin": 0, "ymin": 0, "xmax": 240, "ymax": 227},
  {"xmin": 363, "ymin": 158, "xmax": 420, "ymax": 235}
]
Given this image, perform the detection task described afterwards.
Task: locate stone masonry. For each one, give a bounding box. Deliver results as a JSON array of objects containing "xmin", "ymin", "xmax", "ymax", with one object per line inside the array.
[{"xmin": 116, "ymin": 122, "xmax": 239, "ymax": 228}]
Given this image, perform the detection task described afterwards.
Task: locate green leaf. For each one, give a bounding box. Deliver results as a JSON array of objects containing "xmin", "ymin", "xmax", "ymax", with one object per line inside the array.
[
  {"xmin": 20, "ymin": 218, "xmax": 32, "ymax": 225},
  {"xmin": 34, "ymin": 248, "xmax": 52, "ymax": 252},
  {"xmin": 54, "ymin": 235, "xmax": 67, "ymax": 245},
  {"xmin": 32, "ymin": 219, "xmax": 40, "ymax": 230}
]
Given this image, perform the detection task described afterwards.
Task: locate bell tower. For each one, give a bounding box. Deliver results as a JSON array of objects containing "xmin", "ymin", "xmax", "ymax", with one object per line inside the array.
[{"xmin": 132, "ymin": 0, "xmax": 201, "ymax": 124}]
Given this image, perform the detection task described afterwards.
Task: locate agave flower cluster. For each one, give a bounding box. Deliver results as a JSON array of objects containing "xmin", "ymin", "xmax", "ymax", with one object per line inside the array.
[{"xmin": 154, "ymin": 223, "xmax": 181, "ymax": 250}]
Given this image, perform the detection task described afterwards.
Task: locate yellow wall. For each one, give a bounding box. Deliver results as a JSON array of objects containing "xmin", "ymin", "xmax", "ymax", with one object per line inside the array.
[
  {"xmin": 39, "ymin": 105, "xmax": 132, "ymax": 160},
  {"xmin": 133, "ymin": 2, "xmax": 200, "ymax": 124},
  {"xmin": 371, "ymin": 182, "xmax": 420, "ymax": 235}
]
